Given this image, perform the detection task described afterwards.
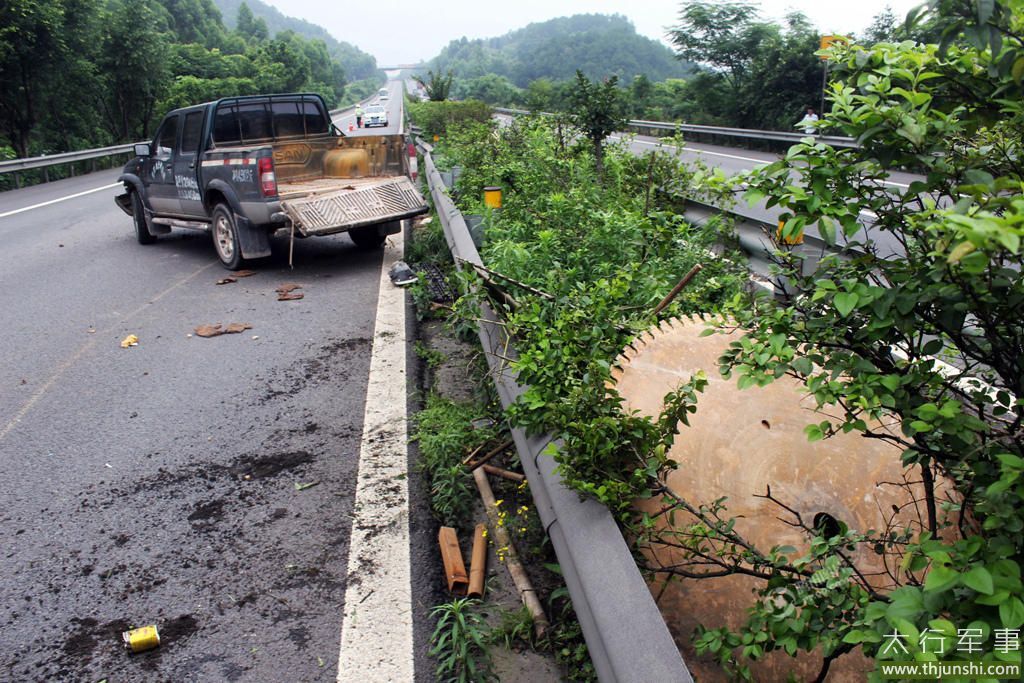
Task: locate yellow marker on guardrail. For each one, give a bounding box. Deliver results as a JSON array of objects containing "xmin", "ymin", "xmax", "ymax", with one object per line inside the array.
[{"xmin": 484, "ymin": 186, "xmax": 502, "ymax": 209}]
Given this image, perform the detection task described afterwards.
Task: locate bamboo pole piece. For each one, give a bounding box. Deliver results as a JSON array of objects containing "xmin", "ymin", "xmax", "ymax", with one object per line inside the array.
[
  {"xmin": 467, "ymin": 523, "xmax": 487, "ymax": 599},
  {"xmin": 461, "ymin": 442, "xmax": 485, "ymax": 466},
  {"xmin": 466, "ymin": 438, "xmax": 512, "ymax": 471},
  {"xmin": 652, "ymin": 264, "xmax": 703, "ymax": 316},
  {"xmin": 482, "ymin": 464, "xmax": 525, "ymax": 483},
  {"xmin": 437, "ymin": 526, "xmax": 468, "ymax": 594},
  {"xmin": 473, "ymin": 468, "xmax": 549, "ymax": 639}
]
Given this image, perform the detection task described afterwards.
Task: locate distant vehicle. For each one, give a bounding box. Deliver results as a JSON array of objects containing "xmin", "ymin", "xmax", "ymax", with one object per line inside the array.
[
  {"xmin": 364, "ymin": 104, "xmax": 388, "ymax": 128},
  {"xmin": 378, "ymin": 88, "xmax": 390, "ymax": 100},
  {"xmin": 115, "ymin": 93, "xmax": 425, "ymax": 268}
]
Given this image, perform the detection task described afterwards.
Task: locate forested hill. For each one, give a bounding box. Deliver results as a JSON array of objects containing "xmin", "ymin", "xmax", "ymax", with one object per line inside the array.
[
  {"xmin": 430, "ymin": 14, "xmax": 692, "ymax": 86},
  {"xmin": 213, "ymin": 0, "xmax": 378, "ymax": 80}
]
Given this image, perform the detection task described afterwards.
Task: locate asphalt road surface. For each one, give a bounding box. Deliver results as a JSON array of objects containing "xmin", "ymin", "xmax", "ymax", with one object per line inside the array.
[{"xmin": 0, "ymin": 166, "xmax": 439, "ymax": 681}]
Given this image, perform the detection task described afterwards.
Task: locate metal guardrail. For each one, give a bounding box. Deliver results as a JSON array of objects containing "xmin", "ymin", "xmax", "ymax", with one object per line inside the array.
[
  {"xmin": 493, "ymin": 107, "xmax": 859, "ymax": 149},
  {"xmin": 418, "ymin": 139, "xmax": 693, "ymax": 683},
  {"xmin": 0, "ymin": 143, "xmax": 136, "ymax": 174},
  {"xmin": 0, "ymin": 143, "xmax": 137, "ymax": 189}
]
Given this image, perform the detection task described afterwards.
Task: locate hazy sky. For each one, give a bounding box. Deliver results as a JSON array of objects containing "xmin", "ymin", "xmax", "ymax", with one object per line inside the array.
[{"xmin": 263, "ymin": 0, "xmax": 925, "ymax": 65}]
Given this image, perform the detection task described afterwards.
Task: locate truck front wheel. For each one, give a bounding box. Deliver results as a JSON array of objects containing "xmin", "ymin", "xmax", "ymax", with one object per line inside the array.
[
  {"xmin": 349, "ymin": 225, "xmax": 386, "ymax": 249},
  {"xmin": 212, "ymin": 203, "xmax": 244, "ymax": 270},
  {"xmin": 132, "ymin": 191, "xmax": 156, "ymax": 245}
]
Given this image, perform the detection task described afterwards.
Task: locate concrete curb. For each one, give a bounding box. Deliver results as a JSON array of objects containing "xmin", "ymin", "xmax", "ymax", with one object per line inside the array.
[{"xmin": 419, "ymin": 147, "xmax": 693, "ymax": 683}]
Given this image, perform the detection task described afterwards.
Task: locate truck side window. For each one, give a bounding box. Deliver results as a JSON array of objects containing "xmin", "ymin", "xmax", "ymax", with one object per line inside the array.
[
  {"xmin": 180, "ymin": 111, "xmax": 204, "ymax": 153},
  {"xmin": 237, "ymin": 102, "xmax": 272, "ymax": 141},
  {"xmin": 271, "ymin": 100, "xmax": 303, "ymax": 138},
  {"xmin": 155, "ymin": 115, "xmax": 178, "ymax": 159},
  {"xmin": 301, "ymin": 101, "xmax": 328, "ymax": 135},
  {"xmin": 214, "ymin": 104, "xmax": 240, "ymax": 146}
]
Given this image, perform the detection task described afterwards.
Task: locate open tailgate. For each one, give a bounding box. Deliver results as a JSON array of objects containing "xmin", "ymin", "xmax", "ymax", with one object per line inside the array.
[{"xmin": 280, "ymin": 177, "xmax": 428, "ymax": 237}]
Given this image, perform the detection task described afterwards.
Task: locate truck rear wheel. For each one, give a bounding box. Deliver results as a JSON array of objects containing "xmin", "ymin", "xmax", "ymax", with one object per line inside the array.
[
  {"xmin": 212, "ymin": 203, "xmax": 244, "ymax": 270},
  {"xmin": 349, "ymin": 225, "xmax": 386, "ymax": 249},
  {"xmin": 132, "ymin": 191, "xmax": 156, "ymax": 245}
]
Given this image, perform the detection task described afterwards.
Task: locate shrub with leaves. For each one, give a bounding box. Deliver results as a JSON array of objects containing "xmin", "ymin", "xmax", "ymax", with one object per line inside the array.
[
  {"xmin": 407, "ymin": 99, "xmax": 493, "ymax": 139},
  {"xmin": 434, "ymin": 114, "xmax": 749, "ymax": 510},
  {"xmin": 672, "ymin": 0, "xmax": 1024, "ymax": 678}
]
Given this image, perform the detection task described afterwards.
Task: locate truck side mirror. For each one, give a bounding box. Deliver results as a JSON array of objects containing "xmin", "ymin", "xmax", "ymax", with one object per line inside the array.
[{"xmin": 134, "ymin": 143, "xmax": 152, "ymax": 157}]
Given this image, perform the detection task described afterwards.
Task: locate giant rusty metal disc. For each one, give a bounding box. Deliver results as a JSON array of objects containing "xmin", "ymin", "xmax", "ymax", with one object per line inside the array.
[{"xmin": 611, "ymin": 317, "xmax": 952, "ymax": 681}]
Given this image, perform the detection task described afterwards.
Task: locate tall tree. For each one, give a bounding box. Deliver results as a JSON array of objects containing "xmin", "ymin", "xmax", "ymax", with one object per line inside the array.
[
  {"xmin": 862, "ymin": 6, "xmax": 899, "ymax": 43},
  {"xmin": 97, "ymin": 0, "xmax": 171, "ymax": 141},
  {"xmin": 45, "ymin": 0, "xmax": 105, "ymax": 150},
  {"xmin": 157, "ymin": 0, "xmax": 226, "ymax": 46},
  {"xmin": 236, "ymin": 2, "xmax": 267, "ymax": 41},
  {"xmin": 0, "ymin": 0, "xmax": 65, "ymax": 156},
  {"xmin": 668, "ymin": 1, "xmax": 823, "ymax": 130},
  {"xmin": 628, "ymin": 74, "xmax": 653, "ymax": 118},
  {"xmin": 568, "ymin": 70, "xmax": 626, "ymax": 183},
  {"xmin": 669, "ymin": 2, "xmax": 772, "ymax": 93}
]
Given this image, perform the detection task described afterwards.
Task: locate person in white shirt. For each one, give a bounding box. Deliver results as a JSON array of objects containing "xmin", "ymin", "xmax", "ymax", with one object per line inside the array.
[{"xmin": 798, "ymin": 106, "xmax": 819, "ymax": 135}]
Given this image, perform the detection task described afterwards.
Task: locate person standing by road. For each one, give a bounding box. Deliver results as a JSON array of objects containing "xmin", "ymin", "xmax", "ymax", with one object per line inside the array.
[
  {"xmin": 798, "ymin": 106, "xmax": 818, "ymax": 135},
  {"xmin": 355, "ymin": 104, "xmax": 364, "ymax": 128}
]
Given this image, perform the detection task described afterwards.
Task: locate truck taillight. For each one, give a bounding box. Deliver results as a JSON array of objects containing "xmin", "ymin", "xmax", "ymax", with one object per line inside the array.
[
  {"xmin": 258, "ymin": 157, "xmax": 277, "ymax": 197},
  {"xmin": 407, "ymin": 142, "xmax": 416, "ymax": 158}
]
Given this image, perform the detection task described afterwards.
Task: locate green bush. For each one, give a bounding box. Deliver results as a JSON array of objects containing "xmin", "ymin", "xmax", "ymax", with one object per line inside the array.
[
  {"xmin": 412, "ymin": 395, "xmax": 499, "ymax": 528},
  {"xmin": 407, "ymin": 100, "xmax": 493, "ymax": 139}
]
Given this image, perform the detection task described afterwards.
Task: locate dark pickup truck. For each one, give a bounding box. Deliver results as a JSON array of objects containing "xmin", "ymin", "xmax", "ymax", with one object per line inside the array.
[{"xmin": 115, "ymin": 93, "xmax": 427, "ymax": 269}]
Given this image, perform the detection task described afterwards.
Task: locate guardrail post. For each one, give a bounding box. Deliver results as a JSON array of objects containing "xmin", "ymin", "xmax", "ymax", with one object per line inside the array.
[{"xmin": 43, "ymin": 168, "xmax": 49, "ymax": 184}]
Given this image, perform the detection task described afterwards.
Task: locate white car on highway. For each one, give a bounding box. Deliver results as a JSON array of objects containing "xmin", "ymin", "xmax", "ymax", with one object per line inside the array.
[{"xmin": 364, "ymin": 104, "xmax": 388, "ymax": 128}]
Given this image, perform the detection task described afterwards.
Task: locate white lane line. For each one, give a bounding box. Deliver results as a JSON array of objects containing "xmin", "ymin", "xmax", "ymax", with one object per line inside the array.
[
  {"xmin": 615, "ymin": 137, "xmax": 917, "ymax": 191},
  {"xmin": 0, "ymin": 182, "xmax": 120, "ymax": 219},
  {"xmin": 611, "ymin": 135, "xmax": 773, "ymax": 165},
  {"xmin": 337, "ymin": 229, "xmax": 413, "ymax": 682}
]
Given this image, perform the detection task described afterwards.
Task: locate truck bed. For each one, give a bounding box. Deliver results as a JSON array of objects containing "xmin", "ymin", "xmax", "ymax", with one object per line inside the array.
[{"xmin": 267, "ymin": 134, "xmax": 427, "ymax": 236}]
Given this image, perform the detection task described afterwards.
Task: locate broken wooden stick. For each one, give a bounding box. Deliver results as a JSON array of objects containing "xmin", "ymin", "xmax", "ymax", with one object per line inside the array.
[
  {"xmin": 467, "ymin": 523, "xmax": 487, "ymax": 599},
  {"xmin": 482, "ymin": 464, "xmax": 525, "ymax": 483},
  {"xmin": 456, "ymin": 257, "xmax": 555, "ymax": 301},
  {"xmin": 652, "ymin": 264, "xmax": 703, "ymax": 316},
  {"xmin": 437, "ymin": 526, "xmax": 468, "ymax": 594},
  {"xmin": 465, "ymin": 438, "xmax": 512, "ymax": 470},
  {"xmin": 461, "ymin": 443, "xmax": 486, "ymax": 466},
  {"xmin": 473, "ymin": 468, "xmax": 548, "ymax": 639}
]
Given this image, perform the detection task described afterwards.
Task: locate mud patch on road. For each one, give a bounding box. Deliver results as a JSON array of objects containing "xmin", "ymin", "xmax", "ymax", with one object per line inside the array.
[
  {"xmin": 187, "ymin": 499, "xmax": 225, "ymax": 523},
  {"xmin": 161, "ymin": 613, "xmax": 199, "ymax": 642},
  {"xmin": 231, "ymin": 450, "xmax": 314, "ymax": 479}
]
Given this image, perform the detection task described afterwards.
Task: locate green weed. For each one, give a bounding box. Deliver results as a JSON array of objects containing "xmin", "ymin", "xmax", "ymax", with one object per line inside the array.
[{"xmin": 429, "ymin": 598, "xmax": 494, "ymax": 683}]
